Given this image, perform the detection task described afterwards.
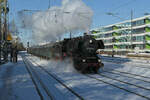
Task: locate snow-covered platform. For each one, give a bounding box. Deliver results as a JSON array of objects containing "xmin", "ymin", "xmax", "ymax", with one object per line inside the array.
[{"xmin": 0, "ymin": 55, "xmax": 41, "ymax": 100}]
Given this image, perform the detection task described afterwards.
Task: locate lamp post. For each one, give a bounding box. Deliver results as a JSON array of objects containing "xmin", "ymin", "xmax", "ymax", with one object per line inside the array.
[
  {"xmin": 130, "ymin": 10, "xmax": 133, "ymax": 50},
  {"xmin": 48, "ymin": 0, "xmax": 50, "ymax": 9},
  {"xmin": 0, "ymin": 5, "xmax": 2, "ymax": 64},
  {"xmin": 106, "ymin": 12, "xmax": 125, "ymax": 56},
  {"xmin": 144, "ymin": 13, "xmax": 150, "ymax": 15},
  {"xmin": 106, "ymin": 12, "xmax": 125, "ymax": 21},
  {"xmin": 106, "ymin": 11, "xmax": 134, "ymax": 53}
]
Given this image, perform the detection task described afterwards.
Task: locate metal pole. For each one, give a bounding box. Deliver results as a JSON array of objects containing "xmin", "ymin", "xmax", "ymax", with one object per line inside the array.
[
  {"xmin": 0, "ymin": 6, "xmax": 1, "ymax": 64},
  {"xmin": 70, "ymin": 32, "xmax": 72, "ymax": 39},
  {"xmin": 3, "ymin": 0, "xmax": 8, "ymax": 61},
  {"xmin": 131, "ymin": 10, "xmax": 133, "ymax": 50},
  {"xmin": 27, "ymin": 42, "xmax": 29, "ymax": 48},
  {"xmin": 48, "ymin": 0, "xmax": 50, "ymax": 9},
  {"xmin": 4, "ymin": 0, "xmax": 7, "ymax": 41}
]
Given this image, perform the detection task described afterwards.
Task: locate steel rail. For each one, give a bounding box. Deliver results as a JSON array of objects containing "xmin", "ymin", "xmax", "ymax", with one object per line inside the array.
[
  {"xmin": 29, "ymin": 58, "xmax": 84, "ymax": 100},
  {"xmin": 23, "ymin": 57, "xmax": 44, "ymax": 100},
  {"xmin": 97, "ymin": 73, "xmax": 150, "ymax": 91},
  {"xmin": 103, "ymin": 70, "xmax": 150, "ymax": 83},
  {"xmin": 102, "ymin": 58, "xmax": 150, "ymax": 69},
  {"xmin": 105, "ymin": 68, "xmax": 150, "ymax": 79},
  {"xmin": 23, "ymin": 57, "xmax": 55, "ymax": 100},
  {"xmin": 85, "ymin": 75, "xmax": 150, "ymax": 100}
]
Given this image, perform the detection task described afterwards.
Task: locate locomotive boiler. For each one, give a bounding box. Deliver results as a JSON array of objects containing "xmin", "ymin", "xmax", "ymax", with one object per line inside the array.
[{"xmin": 28, "ymin": 33, "xmax": 105, "ymax": 73}]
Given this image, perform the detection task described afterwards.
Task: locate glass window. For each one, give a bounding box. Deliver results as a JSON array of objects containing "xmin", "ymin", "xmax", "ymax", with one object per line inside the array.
[
  {"xmin": 132, "ymin": 19, "xmax": 145, "ymax": 27},
  {"xmin": 105, "ymin": 45, "xmax": 113, "ymax": 49},
  {"xmin": 102, "ymin": 27, "xmax": 113, "ymax": 32},
  {"xmin": 118, "ymin": 45, "xmax": 126, "ymax": 49},
  {"xmin": 135, "ymin": 36, "xmax": 144, "ymax": 42},
  {"xmin": 118, "ymin": 37, "xmax": 127, "ymax": 42},
  {"xmin": 135, "ymin": 44, "xmax": 144, "ymax": 49},
  {"xmin": 105, "ymin": 33, "xmax": 112, "ymax": 38},
  {"xmin": 104, "ymin": 39, "xmax": 112, "ymax": 43},
  {"xmin": 118, "ymin": 29, "xmax": 131, "ymax": 35},
  {"xmin": 132, "ymin": 28, "xmax": 145, "ymax": 34},
  {"xmin": 116, "ymin": 22, "xmax": 131, "ymax": 28}
]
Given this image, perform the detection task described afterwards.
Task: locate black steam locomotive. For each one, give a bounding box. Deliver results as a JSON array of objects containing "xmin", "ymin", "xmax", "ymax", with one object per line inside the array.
[{"xmin": 28, "ymin": 34, "xmax": 104, "ymax": 73}]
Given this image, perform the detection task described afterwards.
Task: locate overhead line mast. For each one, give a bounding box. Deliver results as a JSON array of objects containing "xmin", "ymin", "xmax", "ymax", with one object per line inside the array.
[{"xmin": 0, "ymin": 0, "xmax": 9, "ymax": 64}]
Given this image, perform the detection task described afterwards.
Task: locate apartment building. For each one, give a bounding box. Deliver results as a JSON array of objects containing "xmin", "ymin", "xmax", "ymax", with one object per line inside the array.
[{"xmin": 92, "ymin": 15, "xmax": 150, "ymax": 54}]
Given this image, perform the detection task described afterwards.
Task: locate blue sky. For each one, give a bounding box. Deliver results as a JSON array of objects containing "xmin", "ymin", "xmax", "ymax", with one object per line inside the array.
[
  {"xmin": 8, "ymin": 0, "xmax": 150, "ymax": 44},
  {"xmin": 8, "ymin": 0, "xmax": 150, "ymax": 27}
]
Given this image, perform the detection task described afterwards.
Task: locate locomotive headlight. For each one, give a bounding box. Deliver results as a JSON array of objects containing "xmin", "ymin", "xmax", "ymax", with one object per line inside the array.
[
  {"xmin": 98, "ymin": 59, "xmax": 101, "ymax": 62},
  {"xmin": 82, "ymin": 59, "xmax": 86, "ymax": 62},
  {"xmin": 89, "ymin": 40, "xmax": 92, "ymax": 43}
]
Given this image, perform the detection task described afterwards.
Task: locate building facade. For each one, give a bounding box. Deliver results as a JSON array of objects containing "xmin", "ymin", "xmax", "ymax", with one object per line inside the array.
[{"xmin": 92, "ymin": 15, "xmax": 150, "ymax": 54}]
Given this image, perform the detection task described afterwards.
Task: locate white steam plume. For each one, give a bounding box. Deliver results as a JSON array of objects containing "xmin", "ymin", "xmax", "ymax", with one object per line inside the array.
[{"xmin": 19, "ymin": 0, "xmax": 93, "ymax": 44}]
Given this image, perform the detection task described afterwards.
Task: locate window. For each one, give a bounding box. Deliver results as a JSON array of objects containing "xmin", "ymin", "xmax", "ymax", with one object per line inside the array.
[
  {"xmin": 135, "ymin": 44, "xmax": 144, "ymax": 49},
  {"xmin": 132, "ymin": 28, "xmax": 145, "ymax": 34},
  {"xmin": 118, "ymin": 29, "xmax": 131, "ymax": 35},
  {"xmin": 102, "ymin": 27, "xmax": 113, "ymax": 32},
  {"xmin": 135, "ymin": 36, "xmax": 144, "ymax": 42},
  {"xmin": 117, "ymin": 22, "xmax": 131, "ymax": 28},
  {"xmin": 132, "ymin": 19, "xmax": 145, "ymax": 27}
]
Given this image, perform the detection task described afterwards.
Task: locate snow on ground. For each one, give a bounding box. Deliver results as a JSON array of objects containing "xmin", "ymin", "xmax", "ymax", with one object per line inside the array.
[
  {"xmin": 101, "ymin": 56, "xmax": 150, "ymax": 78},
  {"xmin": 27, "ymin": 57, "xmax": 144, "ymax": 100},
  {"xmin": 26, "ymin": 53, "xmax": 150, "ymax": 100},
  {"xmin": 0, "ymin": 55, "xmax": 41, "ymax": 100},
  {"xmin": 1, "ymin": 52, "xmax": 150, "ymax": 100},
  {"xmin": 25, "ymin": 57, "xmax": 79, "ymax": 100}
]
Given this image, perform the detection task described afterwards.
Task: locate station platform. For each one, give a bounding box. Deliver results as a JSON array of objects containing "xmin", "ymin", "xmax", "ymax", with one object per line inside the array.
[{"xmin": 0, "ymin": 54, "xmax": 40, "ymax": 100}]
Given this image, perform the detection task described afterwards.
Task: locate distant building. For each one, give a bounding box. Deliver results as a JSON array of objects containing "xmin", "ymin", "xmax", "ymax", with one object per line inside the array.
[{"xmin": 92, "ymin": 15, "xmax": 150, "ymax": 54}]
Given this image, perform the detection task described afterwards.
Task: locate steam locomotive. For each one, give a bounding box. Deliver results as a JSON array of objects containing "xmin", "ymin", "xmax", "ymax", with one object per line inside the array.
[{"xmin": 28, "ymin": 33, "xmax": 104, "ymax": 73}]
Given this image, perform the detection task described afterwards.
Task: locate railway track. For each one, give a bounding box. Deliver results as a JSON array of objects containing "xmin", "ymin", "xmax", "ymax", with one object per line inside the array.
[
  {"xmin": 105, "ymin": 60, "xmax": 150, "ymax": 69},
  {"xmin": 102, "ymin": 70, "xmax": 150, "ymax": 84},
  {"xmin": 127, "ymin": 64, "xmax": 150, "ymax": 69},
  {"xmin": 97, "ymin": 72, "xmax": 150, "ymax": 91},
  {"xmin": 23, "ymin": 57, "xmax": 55, "ymax": 100},
  {"xmin": 27, "ymin": 57, "xmax": 84, "ymax": 100},
  {"xmin": 102, "ymin": 58, "xmax": 150, "ymax": 69},
  {"xmin": 85, "ymin": 74, "xmax": 150, "ymax": 100},
  {"xmin": 105, "ymin": 68, "xmax": 150, "ymax": 80}
]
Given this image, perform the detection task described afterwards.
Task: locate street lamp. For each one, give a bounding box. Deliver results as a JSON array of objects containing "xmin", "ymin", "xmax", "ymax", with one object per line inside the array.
[
  {"xmin": 106, "ymin": 12, "xmax": 125, "ymax": 21},
  {"xmin": 144, "ymin": 13, "xmax": 150, "ymax": 16},
  {"xmin": 130, "ymin": 10, "xmax": 133, "ymax": 50},
  {"xmin": 48, "ymin": 0, "xmax": 50, "ymax": 9},
  {"xmin": 106, "ymin": 11, "xmax": 134, "ymax": 48}
]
